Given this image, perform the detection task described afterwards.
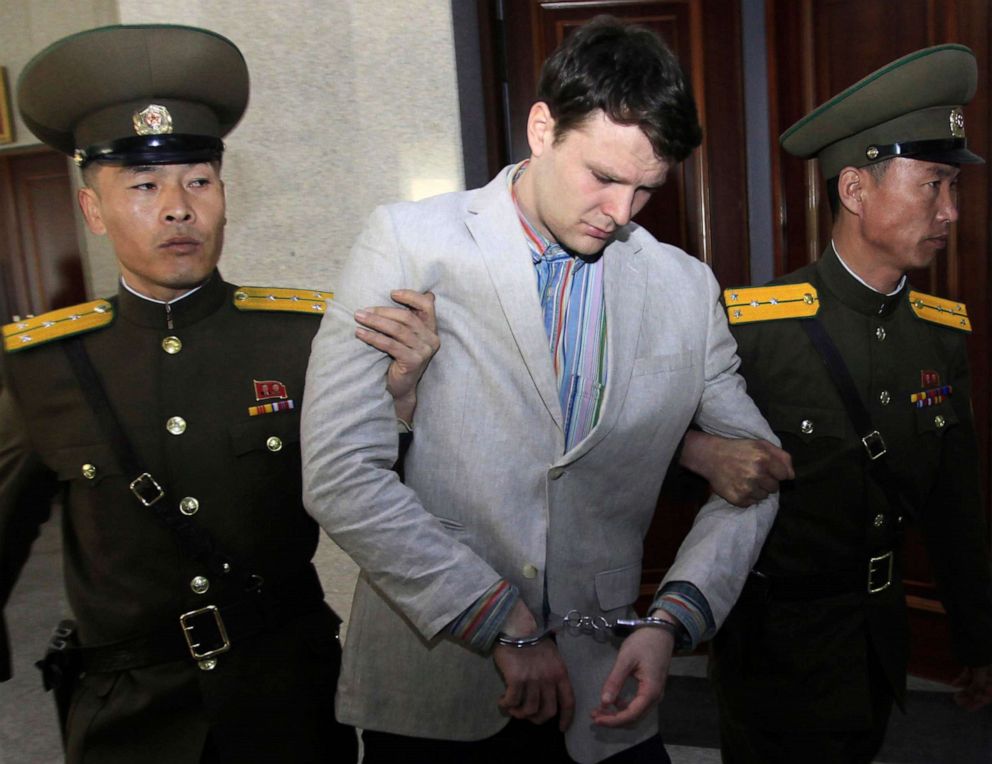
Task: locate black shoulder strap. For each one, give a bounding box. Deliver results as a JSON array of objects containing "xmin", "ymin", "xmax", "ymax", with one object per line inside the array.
[
  {"xmin": 62, "ymin": 338, "xmax": 260, "ymax": 590},
  {"xmin": 799, "ymin": 319, "xmax": 913, "ymax": 520}
]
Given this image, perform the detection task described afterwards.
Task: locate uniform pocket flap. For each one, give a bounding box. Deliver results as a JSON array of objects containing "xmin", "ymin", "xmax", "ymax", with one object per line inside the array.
[
  {"xmin": 914, "ymin": 402, "xmax": 959, "ymax": 434},
  {"xmin": 50, "ymin": 443, "xmax": 123, "ymax": 484},
  {"xmin": 595, "ymin": 562, "xmax": 642, "ymax": 612},
  {"xmin": 229, "ymin": 412, "xmax": 301, "ymax": 456}
]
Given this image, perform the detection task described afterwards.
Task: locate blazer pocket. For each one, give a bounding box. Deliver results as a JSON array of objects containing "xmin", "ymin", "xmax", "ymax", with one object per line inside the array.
[
  {"xmin": 595, "ymin": 562, "xmax": 642, "ymax": 612},
  {"xmin": 632, "ymin": 350, "xmax": 694, "ymax": 376}
]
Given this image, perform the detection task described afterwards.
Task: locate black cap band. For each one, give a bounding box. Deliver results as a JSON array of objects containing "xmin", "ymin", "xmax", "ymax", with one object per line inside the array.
[
  {"xmin": 75, "ymin": 134, "xmax": 224, "ymax": 168},
  {"xmin": 865, "ymin": 137, "xmax": 979, "ymax": 163}
]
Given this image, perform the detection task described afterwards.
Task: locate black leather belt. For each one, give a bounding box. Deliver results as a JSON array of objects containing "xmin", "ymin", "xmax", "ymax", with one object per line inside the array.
[
  {"xmin": 744, "ymin": 551, "xmax": 895, "ymax": 602},
  {"xmin": 73, "ymin": 564, "xmax": 330, "ymax": 673}
]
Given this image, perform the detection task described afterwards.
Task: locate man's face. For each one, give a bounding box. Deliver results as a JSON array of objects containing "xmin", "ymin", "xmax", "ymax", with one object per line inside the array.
[
  {"xmin": 859, "ymin": 158, "xmax": 960, "ymax": 274},
  {"xmin": 78, "ymin": 162, "xmax": 226, "ymax": 301},
  {"xmin": 518, "ymin": 107, "xmax": 671, "ymax": 256}
]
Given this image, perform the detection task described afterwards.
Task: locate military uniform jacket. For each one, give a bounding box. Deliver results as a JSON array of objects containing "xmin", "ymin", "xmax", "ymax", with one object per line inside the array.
[
  {"xmin": 0, "ymin": 273, "xmax": 351, "ymax": 762},
  {"xmin": 711, "ymin": 247, "xmax": 992, "ymax": 731}
]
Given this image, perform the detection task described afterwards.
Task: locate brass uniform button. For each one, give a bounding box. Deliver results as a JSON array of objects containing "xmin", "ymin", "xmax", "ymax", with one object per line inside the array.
[
  {"xmin": 873, "ymin": 514, "xmax": 885, "ymax": 528},
  {"xmin": 522, "ymin": 563, "xmax": 539, "ymax": 579},
  {"xmin": 190, "ymin": 576, "xmax": 210, "ymax": 594},
  {"xmin": 81, "ymin": 463, "xmax": 97, "ymax": 480},
  {"xmin": 180, "ymin": 497, "xmax": 200, "ymax": 516},
  {"xmin": 934, "ymin": 415, "xmax": 946, "ymax": 429},
  {"xmin": 879, "ymin": 391, "xmax": 891, "ymax": 405},
  {"xmin": 875, "ymin": 327, "xmax": 886, "ymax": 341},
  {"xmin": 166, "ymin": 416, "xmax": 187, "ymax": 435},
  {"xmin": 161, "ymin": 336, "xmax": 183, "ymax": 354},
  {"xmin": 800, "ymin": 419, "xmax": 814, "ymax": 435},
  {"xmin": 266, "ymin": 436, "xmax": 283, "ymax": 452},
  {"xmin": 198, "ymin": 658, "xmax": 218, "ymax": 671}
]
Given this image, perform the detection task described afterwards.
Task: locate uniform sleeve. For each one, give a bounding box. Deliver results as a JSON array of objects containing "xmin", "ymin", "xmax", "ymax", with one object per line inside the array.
[
  {"xmin": 0, "ymin": 381, "xmax": 59, "ymax": 680},
  {"xmin": 300, "ymin": 206, "xmax": 504, "ymax": 641},
  {"xmin": 918, "ymin": 335, "xmax": 992, "ymax": 667}
]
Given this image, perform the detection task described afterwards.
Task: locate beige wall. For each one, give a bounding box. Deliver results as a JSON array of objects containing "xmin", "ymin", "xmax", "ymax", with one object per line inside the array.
[{"xmin": 6, "ymin": 0, "xmax": 466, "ymax": 626}]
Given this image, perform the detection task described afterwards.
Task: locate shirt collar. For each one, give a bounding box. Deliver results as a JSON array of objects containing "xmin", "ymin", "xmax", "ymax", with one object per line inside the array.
[
  {"xmin": 120, "ymin": 275, "xmax": 204, "ymax": 305},
  {"xmin": 831, "ymin": 240, "xmax": 906, "ymax": 296},
  {"xmin": 509, "ymin": 160, "xmax": 575, "ymax": 266}
]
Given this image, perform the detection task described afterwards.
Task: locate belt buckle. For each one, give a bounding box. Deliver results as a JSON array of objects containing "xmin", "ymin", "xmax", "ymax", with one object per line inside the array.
[
  {"xmin": 129, "ymin": 472, "xmax": 165, "ymax": 506},
  {"xmin": 867, "ymin": 551, "xmax": 894, "ymax": 594},
  {"xmin": 179, "ymin": 605, "xmax": 231, "ymax": 660},
  {"xmin": 861, "ymin": 431, "xmax": 887, "ymax": 461}
]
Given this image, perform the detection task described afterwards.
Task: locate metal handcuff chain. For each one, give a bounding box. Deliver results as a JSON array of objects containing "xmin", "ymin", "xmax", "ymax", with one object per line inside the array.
[{"xmin": 495, "ymin": 609, "xmax": 678, "ymax": 648}]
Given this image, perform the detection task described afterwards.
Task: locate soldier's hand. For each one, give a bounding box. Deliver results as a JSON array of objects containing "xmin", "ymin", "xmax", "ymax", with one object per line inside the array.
[
  {"xmin": 354, "ymin": 289, "xmax": 439, "ymax": 423},
  {"xmin": 493, "ymin": 600, "xmax": 575, "ymax": 731},
  {"xmin": 680, "ymin": 431, "xmax": 794, "ymax": 507},
  {"xmin": 953, "ymin": 665, "xmax": 992, "ymax": 711}
]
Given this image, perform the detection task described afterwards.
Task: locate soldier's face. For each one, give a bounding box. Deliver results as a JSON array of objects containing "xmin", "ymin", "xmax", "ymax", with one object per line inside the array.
[
  {"xmin": 516, "ymin": 107, "xmax": 670, "ymax": 256},
  {"xmin": 78, "ymin": 162, "xmax": 226, "ymax": 302},
  {"xmin": 859, "ymin": 158, "xmax": 960, "ymax": 275}
]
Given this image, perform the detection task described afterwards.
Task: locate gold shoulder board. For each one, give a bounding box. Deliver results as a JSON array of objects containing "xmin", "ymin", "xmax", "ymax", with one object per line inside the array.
[
  {"xmin": 233, "ymin": 286, "xmax": 333, "ymax": 315},
  {"xmin": 3, "ymin": 300, "xmax": 113, "ymax": 353},
  {"xmin": 724, "ymin": 284, "xmax": 819, "ymax": 325},
  {"xmin": 908, "ymin": 290, "xmax": 971, "ymax": 332}
]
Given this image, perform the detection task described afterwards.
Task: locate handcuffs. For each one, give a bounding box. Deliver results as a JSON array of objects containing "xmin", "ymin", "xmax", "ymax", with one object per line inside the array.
[{"xmin": 495, "ymin": 608, "xmax": 679, "ymax": 648}]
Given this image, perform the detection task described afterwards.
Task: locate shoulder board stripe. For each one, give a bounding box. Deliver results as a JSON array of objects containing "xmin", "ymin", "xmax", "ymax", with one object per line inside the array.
[
  {"xmin": 724, "ymin": 283, "xmax": 819, "ymax": 324},
  {"xmin": 908, "ymin": 290, "xmax": 970, "ymax": 332},
  {"xmin": 3, "ymin": 300, "xmax": 113, "ymax": 353},
  {"xmin": 233, "ymin": 286, "xmax": 333, "ymax": 315}
]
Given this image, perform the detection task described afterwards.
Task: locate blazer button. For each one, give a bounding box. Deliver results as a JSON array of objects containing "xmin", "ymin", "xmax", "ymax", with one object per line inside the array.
[
  {"xmin": 166, "ymin": 416, "xmax": 187, "ymax": 435},
  {"xmin": 522, "ymin": 564, "xmax": 539, "ymax": 579},
  {"xmin": 548, "ymin": 467, "xmax": 565, "ymax": 480},
  {"xmin": 161, "ymin": 336, "xmax": 183, "ymax": 354},
  {"xmin": 190, "ymin": 576, "xmax": 210, "ymax": 594}
]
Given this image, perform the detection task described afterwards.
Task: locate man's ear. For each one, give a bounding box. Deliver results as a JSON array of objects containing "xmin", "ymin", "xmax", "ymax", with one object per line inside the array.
[
  {"xmin": 836, "ymin": 166, "xmax": 865, "ymax": 216},
  {"xmin": 526, "ymin": 101, "xmax": 555, "ymax": 159},
  {"xmin": 78, "ymin": 186, "xmax": 107, "ymax": 235}
]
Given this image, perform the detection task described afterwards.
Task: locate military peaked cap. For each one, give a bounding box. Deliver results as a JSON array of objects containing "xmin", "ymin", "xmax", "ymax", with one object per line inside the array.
[
  {"xmin": 18, "ymin": 24, "xmax": 248, "ymax": 167},
  {"xmin": 781, "ymin": 44, "xmax": 983, "ymax": 179}
]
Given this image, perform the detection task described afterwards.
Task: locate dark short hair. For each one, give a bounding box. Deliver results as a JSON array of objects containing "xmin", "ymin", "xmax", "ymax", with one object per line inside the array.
[{"xmin": 537, "ymin": 16, "xmax": 702, "ymax": 163}]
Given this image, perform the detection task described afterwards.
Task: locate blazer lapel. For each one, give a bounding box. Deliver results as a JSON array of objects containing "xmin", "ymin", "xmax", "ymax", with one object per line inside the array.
[
  {"xmin": 465, "ymin": 171, "xmax": 564, "ymax": 434},
  {"xmin": 559, "ymin": 231, "xmax": 646, "ymax": 463}
]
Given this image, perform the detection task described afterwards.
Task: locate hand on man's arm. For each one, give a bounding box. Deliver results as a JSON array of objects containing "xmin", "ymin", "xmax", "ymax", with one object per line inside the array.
[
  {"xmin": 680, "ymin": 430, "xmax": 794, "ymax": 507},
  {"xmin": 493, "ymin": 599, "xmax": 575, "ymax": 731},
  {"xmin": 590, "ymin": 612, "xmax": 678, "ymax": 728},
  {"xmin": 354, "ymin": 289, "xmax": 440, "ymax": 423}
]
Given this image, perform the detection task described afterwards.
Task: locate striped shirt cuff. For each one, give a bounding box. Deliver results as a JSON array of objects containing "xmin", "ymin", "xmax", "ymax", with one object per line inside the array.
[
  {"xmin": 649, "ymin": 580, "xmax": 714, "ymax": 650},
  {"xmin": 445, "ymin": 579, "xmax": 520, "ymax": 653}
]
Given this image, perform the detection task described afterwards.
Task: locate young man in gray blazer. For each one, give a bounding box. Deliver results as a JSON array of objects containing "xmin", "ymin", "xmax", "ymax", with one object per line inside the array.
[{"xmin": 302, "ymin": 17, "xmax": 787, "ymax": 764}]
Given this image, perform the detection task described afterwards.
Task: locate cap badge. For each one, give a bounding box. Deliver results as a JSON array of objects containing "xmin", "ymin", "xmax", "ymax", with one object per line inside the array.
[
  {"xmin": 949, "ymin": 107, "xmax": 965, "ymax": 138},
  {"xmin": 133, "ymin": 104, "xmax": 174, "ymax": 136}
]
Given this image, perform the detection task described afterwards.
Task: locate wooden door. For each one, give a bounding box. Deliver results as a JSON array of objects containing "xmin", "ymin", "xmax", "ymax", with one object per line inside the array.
[
  {"xmin": 0, "ymin": 148, "xmax": 85, "ymax": 323},
  {"xmin": 767, "ymin": 0, "xmax": 992, "ymax": 681},
  {"xmin": 478, "ymin": 0, "xmax": 751, "ymax": 603}
]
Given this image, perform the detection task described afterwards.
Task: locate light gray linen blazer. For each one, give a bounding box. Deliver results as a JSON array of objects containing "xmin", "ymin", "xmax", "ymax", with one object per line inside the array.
[{"xmin": 301, "ymin": 167, "xmax": 778, "ymax": 764}]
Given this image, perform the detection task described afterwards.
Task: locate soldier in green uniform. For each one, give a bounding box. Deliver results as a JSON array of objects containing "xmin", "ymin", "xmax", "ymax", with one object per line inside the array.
[
  {"xmin": 683, "ymin": 45, "xmax": 992, "ymax": 763},
  {"xmin": 0, "ymin": 25, "xmax": 439, "ymax": 763}
]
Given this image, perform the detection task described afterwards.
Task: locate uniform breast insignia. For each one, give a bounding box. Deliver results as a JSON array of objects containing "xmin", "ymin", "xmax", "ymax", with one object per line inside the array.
[
  {"xmin": 3, "ymin": 300, "xmax": 113, "ymax": 353},
  {"xmin": 908, "ymin": 290, "xmax": 971, "ymax": 332},
  {"xmin": 910, "ymin": 385, "xmax": 953, "ymax": 408},
  {"xmin": 249, "ymin": 379, "xmax": 294, "ymax": 416},
  {"xmin": 233, "ymin": 286, "xmax": 332, "ymax": 315},
  {"xmin": 723, "ymin": 283, "xmax": 819, "ymax": 325}
]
